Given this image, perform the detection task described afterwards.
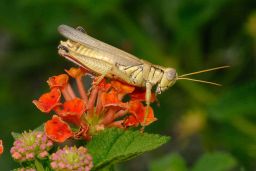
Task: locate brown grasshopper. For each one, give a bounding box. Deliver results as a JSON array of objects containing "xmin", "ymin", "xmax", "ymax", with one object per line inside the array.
[{"xmin": 57, "ymin": 24, "xmax": 228, "ymax": 126}]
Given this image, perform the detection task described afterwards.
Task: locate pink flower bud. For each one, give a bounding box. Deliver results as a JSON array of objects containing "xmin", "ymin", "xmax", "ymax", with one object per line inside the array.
[
  {"xmin": 10, "ymin": 131, "xmax": 53, "ymax": 162},
  {"xmin": 50, "ymin": 146, "xmax": 93, "ymax": 170}
]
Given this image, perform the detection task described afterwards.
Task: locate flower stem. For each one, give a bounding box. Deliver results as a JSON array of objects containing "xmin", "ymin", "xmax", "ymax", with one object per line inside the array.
[
  {"xmin": 114, "ymin": 110, "xmax": 128, "ymax": 119},
  {"xmin": 66, "ymin": 83, "xmax": 76, "ymax": 99},
  {"xmin": 96, "ymin": 91, "xmax": 103, "ymax": 115},
  {"xmin": 108, "ymin": 120, "xmax": 124, "ymax": 128},
  {"xmin": 62, "ymin": 87, "xmax": 72, "ymax": 101},
  {"xmin": 101, "ymin": 108, "xmax": 116, "ymax": 125},
  {"xmin": 87, "ymin": 86, "xmax": 98, "ymax": 117},
  {"xmin": 76, "ymin": 77, "xmax": 88, "ymax": 103}
]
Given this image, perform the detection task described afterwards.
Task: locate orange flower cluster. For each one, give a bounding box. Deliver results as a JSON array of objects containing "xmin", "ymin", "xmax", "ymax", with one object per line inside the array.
[
  {"xmin": 33, "ymin": 67, "xmax": 157, "ymax": 143},
  {"xmin": 0, "ymin": 140, "xmax": 3, "ymax": 155}
]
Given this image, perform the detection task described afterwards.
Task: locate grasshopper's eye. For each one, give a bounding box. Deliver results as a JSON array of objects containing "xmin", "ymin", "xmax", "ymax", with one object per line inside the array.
[{"xmin": 166, "ymin": 68, "xmax": 177, "ymax": 81}]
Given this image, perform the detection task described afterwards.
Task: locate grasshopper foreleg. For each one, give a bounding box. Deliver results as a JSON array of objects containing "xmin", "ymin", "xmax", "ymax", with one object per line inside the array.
[{"xmin": 141, "ymin": 82, "xmax": 153, "ymax": 131}]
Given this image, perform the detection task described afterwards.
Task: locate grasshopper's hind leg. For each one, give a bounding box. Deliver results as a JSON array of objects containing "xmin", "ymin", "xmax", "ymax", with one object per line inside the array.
[
  {"xmin": 93, "ymin": 63, "xmax": 134, "ymax": 86},
  {"xmin": 93, "ymin": 73, "xmax": 109, "ymax": 85}
]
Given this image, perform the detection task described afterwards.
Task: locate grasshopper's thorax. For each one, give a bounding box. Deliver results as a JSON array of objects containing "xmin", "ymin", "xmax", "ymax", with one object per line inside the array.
[{"xmin": 155, "ymin": 67, "xmax": 177, "ymax": 94}]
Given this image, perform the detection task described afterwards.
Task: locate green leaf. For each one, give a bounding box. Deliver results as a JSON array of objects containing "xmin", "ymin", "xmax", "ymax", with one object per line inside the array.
[
  {"xmin": 150, "ymin": 153, "xmax": 187, "ymax": 171},
  {"xmin": 99, "ymin": 165, "xmax": 116, "ymax": 171},
  {"xmin": 87, "ymin": 128, "xmax": 170, "ymax": 170},
  {"xmin": 34, "ymin": 124, "xmax": 45, "ymax": 132},
  {"xmin": 11, "ymin": 132, "xmax": 21, "ymax": 140},
  {"xmin": 192, "ymin": 152, "xmax": 237, "ymax": 171},
  {"xmin": 35, "ymin": 159, "xmax": 45, "ymax": 171}
]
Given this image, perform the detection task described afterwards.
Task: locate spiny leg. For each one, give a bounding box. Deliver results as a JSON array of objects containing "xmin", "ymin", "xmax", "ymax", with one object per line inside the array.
[
  {"xmin": 141, "ymin": 82, "xmax": 153, "ymax": 132},
  {"xmin": 93, "ymin": 74, "xmax": 106, "ymax": 85},
  {"xmin": 93, "ymin": 63, "xmax": 135, "ymax": 86},
  {"xmin": 93, "ymin": 68, "xmax": 112, "ymax": 86}
]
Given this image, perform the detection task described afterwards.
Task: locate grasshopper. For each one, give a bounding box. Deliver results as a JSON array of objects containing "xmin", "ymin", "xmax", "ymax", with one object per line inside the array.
[{"xmin": 57, "ymin": 24, "xmax": 228, "ymax": 126}]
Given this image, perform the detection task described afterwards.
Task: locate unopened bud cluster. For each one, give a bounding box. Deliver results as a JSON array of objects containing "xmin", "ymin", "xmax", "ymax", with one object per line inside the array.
[
  {"xmin": 14, "ymin": 167, "xmax": 36, "ymax": 171},
  {"xmin": 10, "ymin": 131, "xmax": 53, "ymax": 162},
  {"xmin": 50, "ymin": 146, "xmax": 93, "ymax": 171}
]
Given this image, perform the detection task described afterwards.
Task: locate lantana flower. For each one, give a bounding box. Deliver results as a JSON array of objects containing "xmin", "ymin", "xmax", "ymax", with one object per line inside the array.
[
  {"xmin": 32, "ymin": 88, "xmax": 61, "ymax": 113},
  {"xmin": 50, "ymin": 146, "xmax": 93, "ymax": 171},
  {"xmin": 33, "ymin": 67, "xmax": 157, "ymax": 142},
  {"xmin": 44, "ymin": 115, "xmax": 73, "ymax": 143},
  {"xmin": 10, "ymin": 131, "xmax": 53, "ymax": 162}
]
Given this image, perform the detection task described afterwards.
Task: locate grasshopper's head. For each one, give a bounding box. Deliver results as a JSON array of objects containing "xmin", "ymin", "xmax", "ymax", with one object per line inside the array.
[
  {"xmin": 155, "ymin": 66, "xmax": 230, "ymax": 94},
  {"xmin": 156, "ymin": 68, "xmax": 177, "ymax": 94}
]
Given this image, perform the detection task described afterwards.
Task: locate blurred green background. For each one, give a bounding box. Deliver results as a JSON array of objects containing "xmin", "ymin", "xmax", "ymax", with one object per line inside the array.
[{"xmin": 0, "ymin": 0, "xmax": 255, "ymax": 170}]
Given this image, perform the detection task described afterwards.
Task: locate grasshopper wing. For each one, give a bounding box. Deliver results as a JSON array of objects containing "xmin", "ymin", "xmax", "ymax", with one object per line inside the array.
[{"xmin": 58, "ymin": 24, "xmax": 143, "ymax": 66}]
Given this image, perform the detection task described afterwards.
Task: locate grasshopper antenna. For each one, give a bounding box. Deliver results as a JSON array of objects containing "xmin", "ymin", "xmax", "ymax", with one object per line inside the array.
[
  {"xmin": 177, "ymin": 77, "xmax": 222, "ymax": 86},
  {"xmin": 177, "ymin": 66, "xmax": 230, "ymax": 86},
  {"xmin": 179, "ymin": 66, "xmax": 230, "ymax": 78}
]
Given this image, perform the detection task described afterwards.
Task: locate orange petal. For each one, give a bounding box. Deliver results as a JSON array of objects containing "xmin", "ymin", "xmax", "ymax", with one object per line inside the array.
[
  {"xmin": 101, "ymin": 91, "xmax": 119, "ymax": 105},
  {"xmin": 55, "ymin": 98, "xmax": 86, "ymax": 125},
  {"xmin": 101, "ymin": 90, "xmax": 127, "ymax": 108},
  {"xmin": 123, "ymin": 115, "xmax": 139, "ymax": 127},
  {"xmin": 97, "ymin": 78, "xmax": 111, "ymax": 91},
  {"xmin": 33, "ymin": 88, "xmax": 61, "ymax": 113},
  {"xmin": 0, "ymin": 140, "xmax": 3, "ymax": 155},
  {"xmin": 73, "ymin": 125, "xmax": 89, "ymax": 140},
  {"xmin": 45, "ymin": 115, "xmax": 73, "ymax": 143},
  {"xmin": 65, "ymin": 67, "xmax": 85, "ymax": 78},
  {"xmin": 130, "ymin": 88, "xmax": 156, "ymax": 102},
  {"xmin": 47, "ymin": 74, "xmax": 69, "ymax": 89},
  {"xmin": 142, "ymin": 106, "xmax": 157, "ymax": 126},
  {"xmin": 129, "ymin": 100, "xmax": 144, "ymax": 121},
  {"xmin": 111, "ymin": 80, "xmax": 135, "ymax": 94},
  {"xmin": 128, "ymin": 100, "xmax": 157, "ymax": 126}
]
